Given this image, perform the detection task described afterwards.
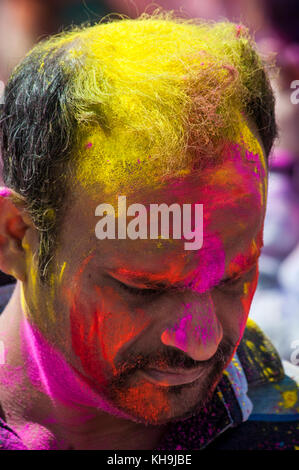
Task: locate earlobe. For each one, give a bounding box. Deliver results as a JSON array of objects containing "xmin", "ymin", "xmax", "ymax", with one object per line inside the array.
[{"xmin": 0, "ymin": 188, "xmax": 31, "ymax": 282}]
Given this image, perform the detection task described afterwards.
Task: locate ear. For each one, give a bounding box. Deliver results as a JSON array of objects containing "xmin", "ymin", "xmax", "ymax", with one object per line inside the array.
[{"xmin": 0, "ymin": 187, "xmax": 33, "ymax": 282}]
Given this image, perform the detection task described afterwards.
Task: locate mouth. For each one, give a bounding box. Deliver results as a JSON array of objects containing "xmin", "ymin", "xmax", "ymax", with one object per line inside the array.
[{"xmin": 139, "ymin": 366, "xmax": 206, "ymax": 386}]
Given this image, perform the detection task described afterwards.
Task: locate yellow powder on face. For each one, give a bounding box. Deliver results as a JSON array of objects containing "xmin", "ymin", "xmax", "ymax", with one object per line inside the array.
[
  {"xmin": 59, "ymin": 262, "xmax": 67, "ymax": 283},
  {"xmin": 74, "ymin": 110, "xmax": 267, "ymax": 206},
  {"xmin": 243, "ymin": 281, "xmax": 250, "ymax": 296},
  {"xmin": 20, "ymin": 284, "xmax": 27, "ymax": 313},
  {"xmin": 237, "ymin": 115, "xmax": 267, "ymax": 171},
  {"xmin": 236, "ymin": 114, "xmax": 268, "ymax": 205}
]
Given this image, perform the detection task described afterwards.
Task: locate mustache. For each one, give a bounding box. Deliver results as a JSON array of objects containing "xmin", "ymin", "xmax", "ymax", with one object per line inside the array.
[{"xmin": 112, "ymin": 336, "xmax": 235, "ymax": 382}]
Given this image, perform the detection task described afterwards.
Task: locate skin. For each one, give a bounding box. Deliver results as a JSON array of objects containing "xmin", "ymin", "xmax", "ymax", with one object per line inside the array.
[{"xmin": 0, "ymin": 117, "xmax": 267, "ymax": 450}]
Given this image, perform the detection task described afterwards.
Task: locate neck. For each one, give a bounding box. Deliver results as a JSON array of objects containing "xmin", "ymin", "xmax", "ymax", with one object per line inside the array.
[{"xmin": 0, "ymin": 282, "xmax": 167, "ymax": 450}]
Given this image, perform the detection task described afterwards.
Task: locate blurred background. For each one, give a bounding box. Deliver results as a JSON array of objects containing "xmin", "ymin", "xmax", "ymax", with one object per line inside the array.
[{"xmin": 0, "ymin": 0, "xmax": 298, "ymax": 364}]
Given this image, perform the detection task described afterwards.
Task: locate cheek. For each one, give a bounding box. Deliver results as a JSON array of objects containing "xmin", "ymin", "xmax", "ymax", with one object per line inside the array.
[
  {"xmin": 213, "ymin": 265, "xmax": 259, "ymax": 347},
  {"xmin": 68, "ymin": 282, "xmax": 172, "ymax": 423},
  {"xmin": 237, "ymin": 266, "xmax": 259, "ymax": 341},
  {"xmin": 240, "ymin": 265, "xmax": 259, "ymax": 318},
  {"xmin": 69, "ymin": 284, "xmax": 150, "ymax": 383}
]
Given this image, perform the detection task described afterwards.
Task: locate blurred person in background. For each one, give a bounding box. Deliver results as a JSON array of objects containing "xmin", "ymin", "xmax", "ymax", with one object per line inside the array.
[{"xmin": 247, "ymin": 0, "xmax": 299, "ymax": 366}]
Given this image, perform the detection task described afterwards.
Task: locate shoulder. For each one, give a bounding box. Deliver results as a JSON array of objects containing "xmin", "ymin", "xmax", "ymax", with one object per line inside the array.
[{"xmin": 205, "ymin": 414, "xmax": 298, "ymax": 450}]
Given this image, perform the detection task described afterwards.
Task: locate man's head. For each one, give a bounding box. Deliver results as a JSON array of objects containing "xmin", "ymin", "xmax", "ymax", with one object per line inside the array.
[{"xmin": 0, "ymin": 11, "xmax": 276, "ymax": 425}]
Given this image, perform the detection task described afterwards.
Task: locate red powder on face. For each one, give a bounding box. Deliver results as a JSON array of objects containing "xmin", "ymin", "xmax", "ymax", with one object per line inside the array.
[
  {"xmin": 68, "ymin": 256, "xmax": 150, "ymax": 386},
  {"xmin": 20, "ymin": 317, "xmax": 135, "ymax": 419},
  {"xmin": 94, "ymin": 287, "xmax": 150, "ymax": 372},
  {"xmin": 70, "ymin": 290, "xmax": 109, "ymax": 385},
  {"xmin": 228, "ymin": 226, "xmax": 263, "ymax": 278},
  {"xmin": 115, "ymin": 380, "xmax": 170, "ymax": 424},
  {"xmin": 241, "ymin": 265, "xmax": 259, "ymax": 314}
]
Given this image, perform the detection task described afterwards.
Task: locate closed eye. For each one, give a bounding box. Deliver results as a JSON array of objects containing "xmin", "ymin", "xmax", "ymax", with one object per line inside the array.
[
  {"xmin": 108, "ymin": 264, "xmax": 257, "ymax": 297},
  {"xmin": 110, "ymin": 277, "xmax": 163, "ymax": 297},
  {"xmin": 219, "ymin": 274, "xmax": 243, "ymax": 287},
  {"xmin": 216, "ymin": 264, "xmax": 257, "ymax": 290}
]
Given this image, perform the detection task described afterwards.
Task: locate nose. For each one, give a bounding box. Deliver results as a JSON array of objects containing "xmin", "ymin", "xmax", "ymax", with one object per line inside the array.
[{"xmin": 160, "ymin": 292, "xmax": 223, "ymax": 361}]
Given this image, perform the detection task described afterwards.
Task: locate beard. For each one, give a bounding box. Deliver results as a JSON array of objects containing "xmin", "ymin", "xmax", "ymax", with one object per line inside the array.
[{"xmin": 101, "ymin": 336, "xmax": 236, "ymax": 425}]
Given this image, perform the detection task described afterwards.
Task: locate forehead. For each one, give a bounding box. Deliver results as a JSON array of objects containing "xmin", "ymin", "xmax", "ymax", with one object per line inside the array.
[{"xmin": 58, "ymin": 118, "xmax": 267, "ymax": 287}]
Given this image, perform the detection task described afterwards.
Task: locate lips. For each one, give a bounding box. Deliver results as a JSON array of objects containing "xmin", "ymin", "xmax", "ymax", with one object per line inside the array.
[{"xmin": 139, "ymin": 366, "xmax": 205, "ymax": 386}]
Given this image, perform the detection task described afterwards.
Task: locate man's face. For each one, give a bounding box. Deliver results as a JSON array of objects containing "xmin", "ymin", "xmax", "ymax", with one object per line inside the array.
[{"xmin": 21, "ymin": 119, "xmax": 267, "ymax": 426}]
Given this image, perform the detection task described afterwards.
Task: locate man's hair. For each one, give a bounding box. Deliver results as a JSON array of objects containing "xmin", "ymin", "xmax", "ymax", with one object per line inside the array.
[{"xmin": 0, "ymin": 10, "xmax": 277, "ymax": 282}]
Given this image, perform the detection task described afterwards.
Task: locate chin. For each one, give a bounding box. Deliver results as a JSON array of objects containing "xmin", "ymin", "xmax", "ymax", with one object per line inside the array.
[{"xmin": 107, "ymin": 365, "xmax": 223, "ymax": 426}]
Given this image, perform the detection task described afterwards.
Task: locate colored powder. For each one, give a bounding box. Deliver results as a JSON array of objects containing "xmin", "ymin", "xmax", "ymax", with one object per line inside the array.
[{"xmin": 17, "ymin": 12, "xmax": 271, "ymax": 197}]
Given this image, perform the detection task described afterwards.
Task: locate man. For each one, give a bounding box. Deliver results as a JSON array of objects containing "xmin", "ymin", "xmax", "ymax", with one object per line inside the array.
[{"xmin": 0, "ymin": 12, "xmax": 298, "ymax": 450}]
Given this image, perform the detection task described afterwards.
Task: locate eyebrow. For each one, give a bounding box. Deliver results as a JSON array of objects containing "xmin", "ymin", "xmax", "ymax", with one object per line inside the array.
[
  {"xmin": 110, "ymin": 249, "xmax": 261, "ymax": 291},
  {"xmin": 112, "ymin": 268, "xmax": 183, "ymax": 290}
]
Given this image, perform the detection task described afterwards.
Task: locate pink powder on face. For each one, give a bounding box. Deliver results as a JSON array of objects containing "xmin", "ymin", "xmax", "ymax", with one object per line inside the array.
[
  {"xmin": 160, "ymin": 292, "xmax": 222, "ymax": 360},
  {"xmin": 20, "ymin": 317, "xmax": 133, "ymax": 421},
  {"xmin": 190, "ymin": 232, "xmax": 226, "ymax": 293},
  {"xmin": 0, "ymin": 364, "xmax": 23, "ymax": 391},
  {"xmin": 222, "ymin": 142, "xmax": 266, "ymax": 206},
  {"xmin": 0, "ymin": 187, "xmax": 11, "ymax": 197},
  {"xmin": 157, "ymin": 145, "xmax": 265, "ymax": 360}
]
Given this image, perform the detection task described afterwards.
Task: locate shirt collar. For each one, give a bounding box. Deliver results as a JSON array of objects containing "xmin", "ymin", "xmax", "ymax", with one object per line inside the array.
[{"xmin": 154, "ymin": 351, "xmax": 251, "ymax": 450}]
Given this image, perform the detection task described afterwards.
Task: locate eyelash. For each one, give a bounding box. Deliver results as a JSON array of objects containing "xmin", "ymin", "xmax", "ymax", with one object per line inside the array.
[
  {"xmin": 216, "ymin": 265, "xmax": 256, "ymax": 291},
  {"xmin": 217, "ymin": 276, "xmax": 242, "ymax": 289},
  {"xmin": 220, "ymin": 274, "xmax": 242, "ymax": 286},
  {"xmin": 113, "ymin": 279, "xmax": 162, "ymax": 297}
]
